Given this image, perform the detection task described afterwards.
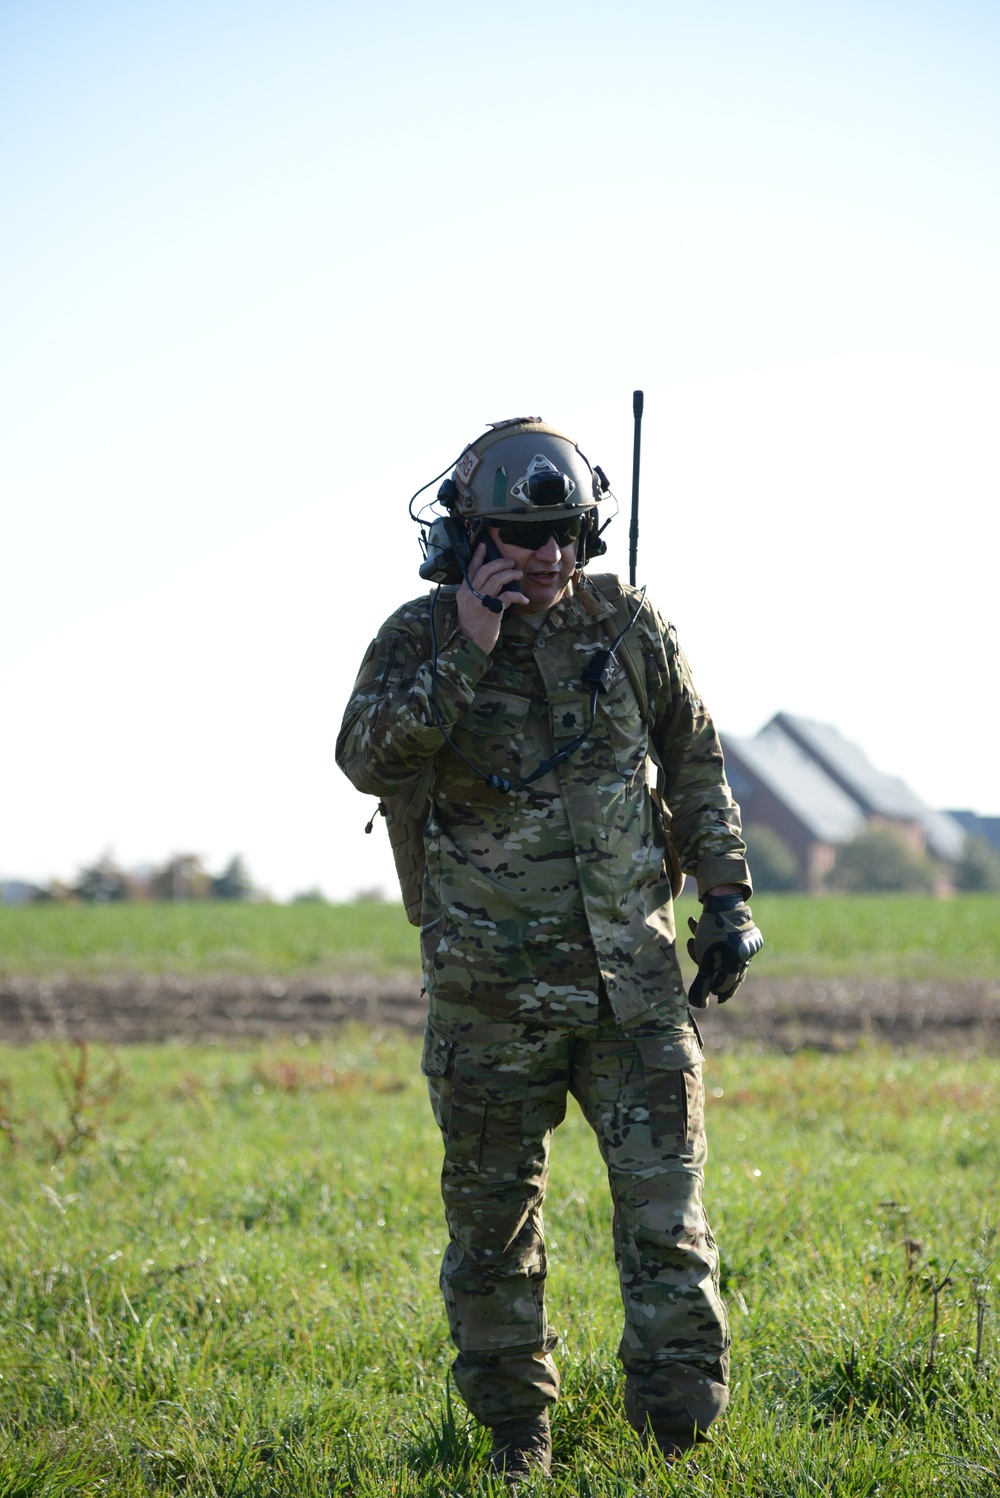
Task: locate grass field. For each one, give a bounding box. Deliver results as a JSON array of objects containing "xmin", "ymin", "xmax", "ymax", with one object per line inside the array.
[
  {"xmin": 0, "ymin": 902, "xmax": 420, "ymax": 979},
  {"xmin": 0, "ymin": 1032, "xmax": 997, "ymax": 1495},
  {"xmin": 1, "ymin": 894, "xmax": 999, "ymax": 981}
]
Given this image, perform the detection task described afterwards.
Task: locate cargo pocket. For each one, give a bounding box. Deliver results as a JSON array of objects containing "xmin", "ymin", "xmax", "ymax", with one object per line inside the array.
[
  {"xmin": 636, "ymin": 1034, "xmax": 703, "ymax": 1161},
  {"xmin": 447, "ymin": 1063, "xmax": 527, "ymax": 1186},
  {"xmin": 421, "ymin": 1022, "xmax": 454, "ymax": 1136},
  {"xmin": 421, "ymin": 1021, "xmax": 454, "ymax": 1079}
]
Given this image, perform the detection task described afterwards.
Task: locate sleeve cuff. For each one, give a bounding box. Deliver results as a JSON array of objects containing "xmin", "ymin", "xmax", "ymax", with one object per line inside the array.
[
  {"xmin": 696, "ymin": 855, "xmax": 752, "ymax": 901},
  {"xmin": 438, "ymin": 630, "xmax": 494, "ymax": 687}
]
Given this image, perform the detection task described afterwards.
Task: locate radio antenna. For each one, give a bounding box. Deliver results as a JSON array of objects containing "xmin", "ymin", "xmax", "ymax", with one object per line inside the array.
[{"xmin": 629, "ymin": 389, "xmax": 643, "ymax": 587}]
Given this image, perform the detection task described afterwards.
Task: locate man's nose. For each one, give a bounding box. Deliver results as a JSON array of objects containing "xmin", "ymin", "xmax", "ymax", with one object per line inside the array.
[{"xmin": 534, "ymin": 532, "xmax": 561, "ymax": 560}]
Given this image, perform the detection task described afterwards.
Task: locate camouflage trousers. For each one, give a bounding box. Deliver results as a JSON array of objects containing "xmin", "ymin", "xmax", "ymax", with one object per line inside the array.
[{"xmin": 420, "ymin": 998, "xmax": 730, "ymax": 1444}]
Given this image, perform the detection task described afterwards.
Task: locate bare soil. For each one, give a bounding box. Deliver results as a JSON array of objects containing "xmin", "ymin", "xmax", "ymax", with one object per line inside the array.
[{"xmin": 1, "ymin": 971, "xmax": 999, "ymax": 1052}]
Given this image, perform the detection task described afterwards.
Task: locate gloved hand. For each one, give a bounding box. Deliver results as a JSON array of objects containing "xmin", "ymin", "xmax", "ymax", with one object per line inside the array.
[{"xmin": 687, "ymin": 892, "xmax": 763, "ymax": 1008}]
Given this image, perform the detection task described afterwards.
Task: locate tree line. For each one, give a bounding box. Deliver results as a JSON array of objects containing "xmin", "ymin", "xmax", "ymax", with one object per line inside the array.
[
  {"xmin": 746, "ymin": 824, "xmax": 1000, "ymax": 894},
  {"xmin": 9, "ymin": 831, "xmax": 999, "ymax": 906},
  {"xmin": 31, "ymin": 852, "xmax": 257, "ymax": 904}
]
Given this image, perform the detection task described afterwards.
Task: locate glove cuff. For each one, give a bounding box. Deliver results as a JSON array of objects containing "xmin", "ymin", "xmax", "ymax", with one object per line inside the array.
[{"xmin": 703, "ymin": 892, "xmax": 745, "ymax": 914}]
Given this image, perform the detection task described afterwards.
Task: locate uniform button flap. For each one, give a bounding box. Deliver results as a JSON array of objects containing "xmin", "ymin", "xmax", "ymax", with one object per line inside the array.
[{"xmin": 636, "ymin": 1032, "xmax": 702, "ymax": 1073}]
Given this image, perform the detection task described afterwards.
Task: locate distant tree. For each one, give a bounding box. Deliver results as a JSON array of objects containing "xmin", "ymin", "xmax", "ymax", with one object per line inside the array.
[
  {"xmin": 35, "ymin": 879, "xmax": 75, "ymax": 904},
  {"xmin": 743, "ymin": 824, "xmax": 799, "ymax": 892},
  {"xmin": 212, "ymin": 855, "xmax": 254, "ymax": 901},
  {"xmin": 73, "ymin": 853, "xmax": 132, "ymax": 903},
  {"xmin": 829, "ymin": 825, "xmax": 936, "ymax": 893},
  {"xmin": 954, "ymin": 836, "xmax": 1000, "ymax": 893},
  {"xmin": 150, "ymin": 854, "xmax": 213, "ymax": 901},
  {"xmin": 291, "ymin": 887, "xmax": 328, "ymax": 904},
  {"xmin": 352, "ymin": 885, "xmax": 387, "ymax": 903}
]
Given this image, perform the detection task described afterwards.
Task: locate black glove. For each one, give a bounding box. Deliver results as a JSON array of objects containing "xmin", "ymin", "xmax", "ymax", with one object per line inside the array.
[{"xmin": 687, "ymin": 892, "xmax": 763, "ymax": 1009}]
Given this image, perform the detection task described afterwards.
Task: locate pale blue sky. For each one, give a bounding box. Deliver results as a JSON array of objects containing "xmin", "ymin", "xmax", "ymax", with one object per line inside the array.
[{"xmin": 2, "ymin": 1, "xmax": 998, "ymax": 897}]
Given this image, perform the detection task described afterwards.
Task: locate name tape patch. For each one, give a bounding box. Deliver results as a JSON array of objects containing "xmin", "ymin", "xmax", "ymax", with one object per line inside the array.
[{"xmin": 455, "ymin": 448, "xmax": 481, "ymax": 486}]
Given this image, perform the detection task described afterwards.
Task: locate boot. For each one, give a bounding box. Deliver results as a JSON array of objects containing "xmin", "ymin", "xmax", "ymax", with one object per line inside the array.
[{"xmin": 487, "ymin": 1411, "xmax": 552, "ymax": 1487}]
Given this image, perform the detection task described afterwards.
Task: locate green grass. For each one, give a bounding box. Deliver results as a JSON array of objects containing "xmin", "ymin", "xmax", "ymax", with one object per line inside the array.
[
  {"xmin": 745, "ymin": 892, "xmax": 1000, "ymax": 980},
  {"xmin": 0, "ymin": 901, "xmax": 419, "ymax": 978},
  {"xmin": 2, "ymin": 894, "xmax": 999, "ymax": 981},
  {"xmin": 0, "ymin": 1034, "xmax": 997, "ymax": 1495}
]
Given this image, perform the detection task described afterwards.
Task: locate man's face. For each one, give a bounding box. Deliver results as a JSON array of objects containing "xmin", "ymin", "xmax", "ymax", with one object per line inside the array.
[{"xmin": 487, "ymin": 524, "xmax": 579, "ymax": 611}]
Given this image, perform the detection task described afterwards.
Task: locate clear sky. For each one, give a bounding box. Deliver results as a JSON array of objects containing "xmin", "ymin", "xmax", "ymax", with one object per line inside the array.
[{"xmin": 2, "ymin": 0, "xmax": 998, "ymax": 900}]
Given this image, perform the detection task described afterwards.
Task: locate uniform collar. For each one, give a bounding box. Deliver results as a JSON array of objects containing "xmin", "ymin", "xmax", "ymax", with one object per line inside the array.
[{"xmin": 539, "ymin": 573, "xmax": 616, "ymax": 634}]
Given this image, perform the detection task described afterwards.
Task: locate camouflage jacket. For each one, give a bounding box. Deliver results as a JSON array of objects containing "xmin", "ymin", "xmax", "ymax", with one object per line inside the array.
[{"xmin": 336, "ymin": 575, "xmax": 749, "ymax": 1029}]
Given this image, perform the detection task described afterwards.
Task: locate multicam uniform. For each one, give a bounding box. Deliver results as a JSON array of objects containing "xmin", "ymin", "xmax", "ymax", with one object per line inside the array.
[{"xmin": 336, "ymin": 573, "xmax": 750, "ymax": 1446}]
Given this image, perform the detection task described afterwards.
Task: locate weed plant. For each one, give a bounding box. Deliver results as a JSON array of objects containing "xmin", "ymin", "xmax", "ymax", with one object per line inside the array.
[
  {"xmin": 0, "ymin": 1032, "xmax": 996, "ymax": 1494},
  {"xmin": 2, "ymin": 894, "xmax": 999, "ymax": 981}
]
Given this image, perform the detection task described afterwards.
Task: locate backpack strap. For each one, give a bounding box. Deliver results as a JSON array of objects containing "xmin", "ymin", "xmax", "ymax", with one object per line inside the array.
[
  {"xmin": 587, "ymin": 573, "xmax": 651, "ymax": 730},
  {"xmin": 586, "ymin": 574, "xmax": 683, "ymax": 899}
]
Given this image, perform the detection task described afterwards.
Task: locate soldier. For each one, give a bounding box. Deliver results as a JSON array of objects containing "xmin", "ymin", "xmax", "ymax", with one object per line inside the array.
[{"xmin": 336, "ymin": 417, "xmax": 761, "ymax": 1485}]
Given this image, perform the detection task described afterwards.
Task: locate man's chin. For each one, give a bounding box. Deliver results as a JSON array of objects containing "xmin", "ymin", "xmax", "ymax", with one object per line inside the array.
[
  {"xmin": 521, "ymin": 590, "xmax": 559, "ymax": 610},
  {"xmin": 521, "ymin": 576, "xmax": 569, "ymax": 609}
]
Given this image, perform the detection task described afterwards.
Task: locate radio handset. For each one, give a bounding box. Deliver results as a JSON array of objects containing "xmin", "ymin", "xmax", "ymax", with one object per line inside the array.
[{"xmin": 479, "ymin": 526, "xmax": 523, "ymax": 602}]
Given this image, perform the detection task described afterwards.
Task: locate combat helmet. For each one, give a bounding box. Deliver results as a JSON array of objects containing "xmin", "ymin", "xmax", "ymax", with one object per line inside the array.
[
  {"xmin": 447, "ymin": 417, "xmax": 605, "ymax": 519},
  {"xmin": 417, "ymin": 417, "xmax": 610, "ymax": 583}
]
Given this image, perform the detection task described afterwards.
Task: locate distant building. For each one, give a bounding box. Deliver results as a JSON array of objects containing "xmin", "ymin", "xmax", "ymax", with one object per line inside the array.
[
  {"xmin": 947, "ymin": 811, "xmax": 1000, "ymax": 856},
  {"xmin": 723, "ymin": 728, "xmax": 865, "ymax": 891},
  {"xmin": 0, "ymin": 880, "xmax": 43, "ymax": 907},
  {"xmin": 721, "ymin": 713, "xmax": 966, "ymax": 891},
  {"xmin": 764, "ymin": 713, "xmax": 965, "ymax": 863}
]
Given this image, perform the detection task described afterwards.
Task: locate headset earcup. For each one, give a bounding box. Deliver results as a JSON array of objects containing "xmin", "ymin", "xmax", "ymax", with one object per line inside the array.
[
  {"xmin": 582, "ymin": 511, "xmax": 606, "ymax": 564},
  {"xmin": 449, "ymin": 517, "xmax": 473, "ymax": 572}
]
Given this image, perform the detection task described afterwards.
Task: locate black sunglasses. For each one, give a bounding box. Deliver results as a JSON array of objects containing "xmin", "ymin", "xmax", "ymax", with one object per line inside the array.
[{"xmin": 493, "ymin": 517, "xmax": 584, "ymax": 549}]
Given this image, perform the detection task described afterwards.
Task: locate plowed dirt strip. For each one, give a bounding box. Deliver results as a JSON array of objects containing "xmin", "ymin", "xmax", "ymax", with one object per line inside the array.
[
  {"xmin": 0, "ymin": 971, "xmax": 425, "ymax": 1044},
  {"xmin": 1, "ymin": 972, "xmax": 998, "ymax": 1051},
  {"xmin": 696, "ymin": 976, "xmax": 1000, "ymax": 1053}
]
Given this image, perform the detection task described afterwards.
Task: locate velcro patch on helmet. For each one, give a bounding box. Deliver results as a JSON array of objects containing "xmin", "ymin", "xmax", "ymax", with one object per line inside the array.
[{"xmin": 455, "ymin": 447, "xmax": 481, "ymax": 487}]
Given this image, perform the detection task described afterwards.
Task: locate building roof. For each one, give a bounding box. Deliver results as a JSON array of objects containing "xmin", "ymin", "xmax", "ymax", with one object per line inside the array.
[
  {"xmin": 762, "ymin": 713, "xmax": 965, "ymax": 861},
  {"xmin": 948, "ymin": 811, "xmax": 1000, "ymax": 855},
  {"xmin": 722, "ymin": 730, "xmax": 867, "ymax": 844},
  {"xmin": 0, "ymin": 880, "xmax": 41, "ymax": 907}
]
